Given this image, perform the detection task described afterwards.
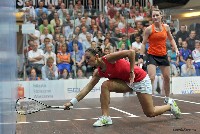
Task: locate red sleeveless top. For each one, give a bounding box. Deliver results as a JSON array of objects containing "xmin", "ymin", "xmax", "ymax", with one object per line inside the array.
[{"xmin": 98, "ymin": 56, "xmax": 147, "ymax": 82}]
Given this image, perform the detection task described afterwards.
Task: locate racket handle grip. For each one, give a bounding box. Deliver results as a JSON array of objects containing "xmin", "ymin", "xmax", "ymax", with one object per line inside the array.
[{"xmin": 62, "ymin": 106, "xmax": 73, "ymax": 110}]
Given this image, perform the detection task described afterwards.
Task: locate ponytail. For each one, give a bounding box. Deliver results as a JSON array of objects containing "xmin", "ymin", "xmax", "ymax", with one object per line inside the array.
[{"xmin": 85, "ymin": 47, "xmax": 104, "ymax": 57}]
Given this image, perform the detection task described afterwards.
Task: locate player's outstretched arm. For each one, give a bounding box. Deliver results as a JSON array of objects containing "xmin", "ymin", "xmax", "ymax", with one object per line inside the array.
[{"xmin": 64, "ymin": 69, "xmax": 100, "ymax": 107}]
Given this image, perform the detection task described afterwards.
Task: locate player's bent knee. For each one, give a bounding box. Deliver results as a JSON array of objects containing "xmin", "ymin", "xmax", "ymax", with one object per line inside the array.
[
  {"xmin": 101, "ymin": 80, "xmax": 111, "ymax": 90},
  {"xmin": 144, "ymin": 112, "xmax": 155, "ymax": 117}
]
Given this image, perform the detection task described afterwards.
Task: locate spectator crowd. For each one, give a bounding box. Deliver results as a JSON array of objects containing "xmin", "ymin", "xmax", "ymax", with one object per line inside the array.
[{"xmin": 19, "ymin": 0, "xmax": 200, "ymax": 87}]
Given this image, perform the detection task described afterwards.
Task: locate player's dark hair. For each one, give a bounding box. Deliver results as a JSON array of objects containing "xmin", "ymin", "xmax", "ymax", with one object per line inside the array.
[{"xmin": 85, "ymin": 47, "xmax": 104, "ymax": 57}]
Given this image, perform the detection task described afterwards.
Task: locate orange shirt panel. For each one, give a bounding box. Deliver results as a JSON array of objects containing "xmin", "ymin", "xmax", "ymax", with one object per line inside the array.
[
  {"xmin": 148, "ymin": 24, "xmax": 167, "ymax": 56},
  {"xmin": 57, "ymin": 52, "xmax": 71, "ymax": 64}
]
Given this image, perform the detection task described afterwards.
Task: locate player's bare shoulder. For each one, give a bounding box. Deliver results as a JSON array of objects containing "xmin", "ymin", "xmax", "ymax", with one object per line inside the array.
[
  {"xmin": 163, "ymin": 23, "xmax": 170, "ymax": 31},
  {"xmin": 144, "ymin": 25, "xmax": 152, "ymax": 35}
]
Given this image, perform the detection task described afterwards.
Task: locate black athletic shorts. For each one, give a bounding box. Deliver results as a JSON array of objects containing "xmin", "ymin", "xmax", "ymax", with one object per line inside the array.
[{"xmin": 146, "ymin": 54, "xmax": 170, "ymax": 66}]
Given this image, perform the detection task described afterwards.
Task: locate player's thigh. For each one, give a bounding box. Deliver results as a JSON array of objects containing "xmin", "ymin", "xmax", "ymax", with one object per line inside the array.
[
  {"xmin": 159, "ymin": 66, "xmax": 170, "ymax": 79},
  {"xmin": 136, "ymin": 92, "xmax": 154, "ymax": 114},
  {"xmin": 102, "ymin": 79, "xmax": 132, "ymax": 93}
]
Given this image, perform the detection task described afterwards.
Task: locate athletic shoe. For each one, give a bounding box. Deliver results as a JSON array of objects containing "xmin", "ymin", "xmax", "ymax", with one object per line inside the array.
[
  {"xmin": 164, "ymin": 97, "xmax": 169, "ymax": 104},
  {"xmin": 93, "ymin": 116, "xmax": 112, "ymax": 127},
  {"xmin": 168, "ymin": 99, "xmax": 181, "ymax": 119}
]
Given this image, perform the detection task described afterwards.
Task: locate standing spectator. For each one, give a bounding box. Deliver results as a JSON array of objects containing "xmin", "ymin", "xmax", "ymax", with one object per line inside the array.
[
  {"xmin": 41, "ymin": 57, "xmax": 58, "ymax": 80},
  {"xmin": 181, "ymin": 57, "xmax": 196, "ymax": 77},
  {"xmin": 192, "ymin": 40, "xmax": 200, "ymax": 76}
]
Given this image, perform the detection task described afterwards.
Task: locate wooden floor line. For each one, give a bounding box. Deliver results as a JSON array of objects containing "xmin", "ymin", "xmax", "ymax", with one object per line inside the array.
[{"xmin": 16, "ymin": 112, "xmax": 200, "ymax": 124}]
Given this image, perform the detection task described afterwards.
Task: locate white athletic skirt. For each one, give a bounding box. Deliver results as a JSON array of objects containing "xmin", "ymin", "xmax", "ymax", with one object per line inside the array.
[{"xmin": 127, "ymin": 75, "xmax": 152, "ymax": 94}]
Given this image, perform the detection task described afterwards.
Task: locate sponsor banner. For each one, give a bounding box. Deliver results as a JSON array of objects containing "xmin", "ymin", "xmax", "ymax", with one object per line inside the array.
[
  {"xmin": 172, "ymin": 77, "xmax": 200, "ymax": 94},
  {"xmin": 29, "ymin": 80, "xmax": 65, "ymax": 100},
  {"xmin": 17, "ymin": 79, "xmax": 123, "ymax": 101}
]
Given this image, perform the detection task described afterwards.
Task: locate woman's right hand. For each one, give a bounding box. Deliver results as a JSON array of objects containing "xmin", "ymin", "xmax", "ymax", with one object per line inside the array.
[{"xmin": 63, "ymin": 102, "xmax": 73, "ymax": 110}]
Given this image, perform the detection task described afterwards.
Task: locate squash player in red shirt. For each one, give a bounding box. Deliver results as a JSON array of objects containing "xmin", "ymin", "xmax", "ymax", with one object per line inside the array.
[{"xmin": 64, "ymin": 47, "xmax": 181, "ymax": 127}]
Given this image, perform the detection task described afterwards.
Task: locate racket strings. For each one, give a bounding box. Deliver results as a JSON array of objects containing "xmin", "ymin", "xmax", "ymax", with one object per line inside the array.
[{"xmin": 16, "ymin": 98, "xmax": 48, "ymax": 115}]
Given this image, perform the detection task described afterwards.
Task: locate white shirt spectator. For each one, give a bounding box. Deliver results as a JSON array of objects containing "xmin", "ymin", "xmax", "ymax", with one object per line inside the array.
[
  {"xmin": 192, "ymin": 48, "xmax": 200, "ymax": 63},
  {"xmin": 28, "ymin": 49, "xmax": 44, "ymax": 64},
  {"xmin": 40, "ymin": 34, "xmax": 53, "ymax": 43},
  {"xmin": 132, "ymin": 41, "xmax": 142, "ymax": 50},
  {"xmin": 43, "ymin": 51, "xmax": 57, "ymax": 65}
]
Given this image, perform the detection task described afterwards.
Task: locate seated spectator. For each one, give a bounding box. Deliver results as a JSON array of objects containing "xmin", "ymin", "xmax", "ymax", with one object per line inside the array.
[
  {"xmin": 170, "ymin": 63, "xmax": 179, "ymax": 77},
  {"xmin": 167, "ymin": 45, "xmax": 179, "ymax": 67},
  {"xmin": 186, "ymin": 30, "xmax": 199, "ymax": 51},
  {"xmin": 59, "ymin": 69, "xmax": 72, "ymax": 80},
  {"xmin": 41, "ymin": 57, "xmax": 58, "ymax": 80},
  {"xmin": 91, "ymin": 41, "xmax": 97, "ymax": 49},
  {"xmin": 179, "ymin": 41, "xmax": 192, "ymax": 67},
  {"xmin": 132, "ymin": 34, "xmax": 142, "ymax": 53},
  {"xmin": 192, "ymin": 40, "xmax": 200, "ymax": 76},
  {"xmin": 40, "ymin": 27, "xmax": 53, "ymax": 44},
  {"xmin": 76, "ymin": 68, "xmax": 87, "ymax": 79},
  {"xmin": 39, "ymin": 19, "xmax": 54, "ymax": 35},
  {"xmin": 55, "ymin": 34, "xmax": 67, "ymax": 54},
  {"xmin": 50, "ymin": 12, "xmax": 63, "ymax": 28},
  {"xmin": 26, "ymin": 68, "xmax": 41, "ymax": 81},
  {"xmin": 101, "ymin": 38, "xmax": 114, "ymax": 53},
  {"xmin": 177, "ymin": 37, "xmax": 183, "ymax": 51},
  {"xmin": 57, "ymin": 44, "xmax": 71, "ymax": 73},
  {"xmin": 118, "ymin": 35, "xmax": 131, "ymax": 50},
  {"xmin": 104, "ymin": 47, "xmax": 111, "ymax": 55},
  {"xmin": 26, "ymin": 41, "xmax": 44, "ymax": 76},
  {"xmin": 43, "ymin": 44, "xmax": 57, "ymax": 65},
  {"xmin": 82, "ymin": 33, "xmax": 93, "ymax": 52},
  {"xmin": 68, "ymin": 35, "xmax": 83, "ymax": 52},
  {"xmin": 70, "ymin": 43, "xmax": 86, "ymax": 77},
  {"xmin": 39, "ymin": 37, "xmax": 55, "ymax": 53},
  {"xmin": 181, "ymin": 57, "xmax": 196, "ymax": 77},
  {"xmin": 93, "ymin": 30, "xmax": 105, "ymax": 47}
]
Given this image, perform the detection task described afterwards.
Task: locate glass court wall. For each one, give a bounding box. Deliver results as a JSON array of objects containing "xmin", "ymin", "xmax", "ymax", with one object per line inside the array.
[{"xmin": 0, "ymin": 0, "xmax": 17, "ymax": 134}]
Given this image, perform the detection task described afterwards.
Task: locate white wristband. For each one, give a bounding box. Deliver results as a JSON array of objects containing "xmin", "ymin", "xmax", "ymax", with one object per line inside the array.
[{"xmin": 70, "ymin": 98, "xmax": 78, "ymax": 106}]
